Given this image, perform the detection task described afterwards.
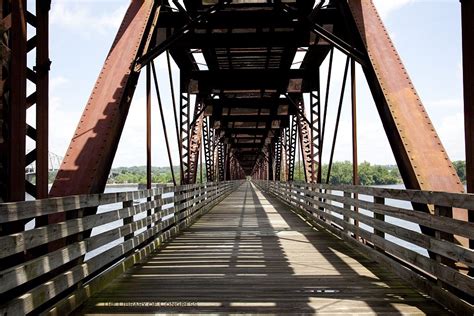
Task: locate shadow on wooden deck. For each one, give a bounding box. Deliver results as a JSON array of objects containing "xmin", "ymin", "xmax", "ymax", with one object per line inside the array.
[{"xmin": 75, "ymin": 182, "xmax": 449, "ymax": 315}]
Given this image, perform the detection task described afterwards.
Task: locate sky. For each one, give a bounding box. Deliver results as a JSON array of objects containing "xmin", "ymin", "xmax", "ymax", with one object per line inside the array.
[{"xmin": 28, "ymin": 0, "xmax": 465, "ymax": 168}]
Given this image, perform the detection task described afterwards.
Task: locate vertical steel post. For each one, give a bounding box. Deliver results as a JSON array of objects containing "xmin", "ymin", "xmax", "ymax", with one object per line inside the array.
[
  {"xmin": 351, "ymin": 59, "xmax": 359, "ymax": 185},
  {"xmin": 461, "ymin": 0, "xmax": 474, "ymax": 256},
  {"xmin": 146, "ymin": 65, "xmax": 152, "ymax": 189},
  {"xmin": 351, "ymin": 58, "xmax": 359, "ymax": 232},
  {"xmin": 9, "ymin": 0, "xmax": 27, "ymax": 202},
  {"xmin": 35, "ymin": 0, "xmax": 50, "ymax": 198}
]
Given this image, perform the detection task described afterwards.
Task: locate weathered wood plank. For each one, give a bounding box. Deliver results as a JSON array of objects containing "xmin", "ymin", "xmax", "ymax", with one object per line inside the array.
[
  {"xmin": 75, "ymin": 182, "xmax": 448, "ymax": 315},
  {"xmin": 0, "ymin": 182, "xmax": 238, "ymax": 315}
]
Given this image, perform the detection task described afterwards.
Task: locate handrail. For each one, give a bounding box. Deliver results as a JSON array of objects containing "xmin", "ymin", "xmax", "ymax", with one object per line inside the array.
[
  {"xmin": 0, "ymin": 181, "xmax": 242, "ymax": 315},
  {"xmin": 254, "ymin": 180, "xmax": 474, "ymax": 315}
]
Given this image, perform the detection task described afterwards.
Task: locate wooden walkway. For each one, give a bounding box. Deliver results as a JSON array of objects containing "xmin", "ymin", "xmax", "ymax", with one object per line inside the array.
[{"xmin": 76, "ymin": 182, "xmax": 449, "ymax": 315}]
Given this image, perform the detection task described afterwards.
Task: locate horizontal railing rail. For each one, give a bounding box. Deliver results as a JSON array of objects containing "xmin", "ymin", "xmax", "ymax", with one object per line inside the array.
[
  {"xmin": 255, "ymin": 180, "xmax": 474, "ymax": 315},
  {"xmin": 0, "ymin": 180, "xmax": 242, "ymax": 315}
]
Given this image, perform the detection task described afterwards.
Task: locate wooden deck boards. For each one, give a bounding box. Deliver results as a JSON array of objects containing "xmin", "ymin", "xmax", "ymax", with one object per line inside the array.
[{"xmin": 76, "ymin": 182, "xmax": 449, "ymax": 315}]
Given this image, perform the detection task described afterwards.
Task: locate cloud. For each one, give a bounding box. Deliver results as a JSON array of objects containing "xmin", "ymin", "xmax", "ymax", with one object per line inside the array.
[
  {"xmin": 50, "ymin": 1, "xmax": 127, "ymax": 36},
  {"xmin": 372, "ymin": 0, "xmax": 413, "ymax": 19}
]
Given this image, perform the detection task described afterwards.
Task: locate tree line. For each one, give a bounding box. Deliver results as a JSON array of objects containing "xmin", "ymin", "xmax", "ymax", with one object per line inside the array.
[{"xmin": 101, "ymin": 160, "xmax": 466, "ymax": 186}]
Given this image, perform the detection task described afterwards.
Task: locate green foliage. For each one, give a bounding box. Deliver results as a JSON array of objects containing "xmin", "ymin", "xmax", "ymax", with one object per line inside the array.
[
  {"xmin": 452, "ymin": 160, "xmax": 466, "ymax": 183},
  {"xmin": 106, "ymin": 165, "xmax": 198, "ymax": 184},
  {"xmin": 49, "ymin": 160, "xmax": 467, "ymax": 186},
  {"xmin": 294, "ymin": 161, "xmax": 401, "ymax": 185}
]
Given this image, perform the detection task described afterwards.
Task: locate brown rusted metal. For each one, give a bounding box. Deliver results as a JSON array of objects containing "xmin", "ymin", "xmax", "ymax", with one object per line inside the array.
[
  {"xmin": 51, "ymin": 0, "xmax": 158, "ymax": 197},
  {"xmin": 6, "ymin": 0, "xmax": 27, "ymax": 202},
  {"xmin": 348, "ymin": 0, "xmax": 464, "ymax": 193},
  {"xmin": 286, "ymin": 116, "xmax": 298, "ymax": 181},
  {"xmin": 146, "ymin": 65, "xmax": 152, "ymax": 190},
  {"xmin": 461, "ymin": 0, "xmax": 474, "ymax": 254},
  {"xmin": 35, "ymin": 0, "xmax": 50, "ymax": 199},
  {"xmin": 293, "ymin": 96, "xmax": 313, "ymax": 182},
  {"xmin": 183, "ymin": 98, "xmax": 204, "ymax": 184},
  {"xmin": 308, "ymin": 90, "xmax": 321, "ymax": 183},
  {"xmin": 348, "ymin": 0, "xmax": 467, "ymax": 246},
  {"xmin": 179, "ymin": 91, "xmax": 190, "ymax": 183},
  {"xmin": 351, "ymin": 58, "xmax": 359, "ymax": 186},
  {"xmin": 351, "ymin": 58, "xmax": 360, "ymax": 235}
]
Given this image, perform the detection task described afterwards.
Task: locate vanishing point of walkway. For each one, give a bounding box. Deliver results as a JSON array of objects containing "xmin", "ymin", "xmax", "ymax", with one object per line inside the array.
[{"xmin": 77, "ymin": 182, "xmax": 448, "ymax": 314}]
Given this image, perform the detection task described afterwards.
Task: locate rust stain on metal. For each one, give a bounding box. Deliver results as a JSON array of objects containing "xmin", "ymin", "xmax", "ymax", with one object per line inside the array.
[
  {"xmin": 51, "ymin": 0, "xmax": 156, "ymax": 197},
  {"xmin": 348, "ymin": 0, "xmax": 467, "ymax": 246}
]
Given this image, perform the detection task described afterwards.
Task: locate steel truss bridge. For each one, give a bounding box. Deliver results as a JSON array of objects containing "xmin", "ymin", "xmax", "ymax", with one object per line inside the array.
[{"xmin": 0, "ymin": 0, "xmax": 473, "ymax": 315}]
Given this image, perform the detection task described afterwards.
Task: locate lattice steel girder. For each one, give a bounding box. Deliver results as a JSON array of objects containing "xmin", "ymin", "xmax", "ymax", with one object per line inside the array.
[
  {"xmin": 217, "ymin": 142, "xmax": 225, "ymax": 181},
  {"xmin": 310, "ymin": 91, "xmax": 322, "ymax": 183},
  {"xmin": 286, "ymin": 115, "xmax": 298, "ymax": 181},
  {"xmin": 291, "ymin": 94, "xmax": 316, "ymax": 183},
  {"xmin": 183, "ymin": 69, "xmax": 318, "ymax": 94},
  {"xmin": 1, "ymin": 0, "xmax": 27, "ymax": 203},
  {"xmin": 183, "ymin": 98, "xmax": 204, "ymax": 184},
  {"xmin": 203, "ymin": 116, "xmax": 215, "ymax": 182},
  {"xmin": 274, "ymin": 133, "xmax": 283, "ymax": 182},
  {"xmin": 180, "ymin": 91, "xmax": 190, "ymax": 184},
  {"xmin": 51, "ymin": 1, "xmax": 159, "ymax": 197},
  {"xmin": 0, "ymin": 0, "xmax": 50, "ymax": 203},
  {"xmin": 347, "ymin": 2, "xmax": 466, "ymax": 220}
]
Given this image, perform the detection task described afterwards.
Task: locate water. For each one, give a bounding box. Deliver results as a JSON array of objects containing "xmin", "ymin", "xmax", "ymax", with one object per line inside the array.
[
  {"xmin": 325, "ymin": 184, "xmax": 429, "ymax": 257},
  {"xmin": 85, "ymin": 185, "xmax": 175, "ymax": 261}
]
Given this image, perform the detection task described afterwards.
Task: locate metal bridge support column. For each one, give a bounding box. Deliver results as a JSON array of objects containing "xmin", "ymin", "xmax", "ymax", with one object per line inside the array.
[
  {"xmin": 179, "ymin": 90, "xmax": 190, "ymax": 184},
  {"xmin": 183, "ymin": 98, "xmax": 204, "ymax": 184},
  {"xmin": 0, "ymin": 0, "xmax": 27, "ymax": 203},
  {"xmin": 310, "ymin": 91, "xmax": 322, "ymax": 183},
  {"xmin": 0, "ymin": 0, "xmax": 50, "ymax": 203},
  {"xmin": 203, "ymin": 116, "xmax": 215, "ymax": 182},
  {"xmin": 461, "ymin": 0, "xmax": 474, "ymax": 253},
  {"xmin": 286, "ymin": 115, "xmax": 298, "ymax": 181},
  {"xmin": 347, "ymin": 2, "xmax": 465, "ymax": 196},
  {"xmin": 347, "ymin": 0, "xmax": 467, "ymax": 247},
  {"xmin": 274, "ymin": 135, "xmax": 282, "ymax": 181},
  {"xmin": 217, "ymin": 141, "xmax": 225, "ymax": 181},
  {"xmin": 293, "ymin": 94, "xmax": 314, "ymax": 183},
  {"xmin": 51, "ymin": 1, "xmax": 158, "ymax": 197}
]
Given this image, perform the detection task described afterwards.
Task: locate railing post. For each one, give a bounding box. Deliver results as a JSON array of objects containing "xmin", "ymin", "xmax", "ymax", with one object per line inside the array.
[
  {"xmin": 434, "ymin": 205, "xmax": 455, "ymax": 270},
  {"xmin": 343, "ymin": 191, "xmax": 351, "ymax": 236},
  {"xmin": 123, "ymin": 199, "xmax": 134, "ymax": 241},
  {"xmin": 374, "ymin": 196, "xmax": 385, "ymax": 250}
]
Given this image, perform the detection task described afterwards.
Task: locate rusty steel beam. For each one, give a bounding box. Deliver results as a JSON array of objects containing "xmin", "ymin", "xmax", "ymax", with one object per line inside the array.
[
  {"xmin": 286, "ymin": 115, "xmax": 298, "ymax": 181},
  {"xmin": 6, "ymin": 0, "xmax": 27, "ymax": 202},
  {"xmin": 183, "ymin": 98, "xmax": 204, "ymax": 184},
  {"xmin": 203, "ymin": 116, "xmax": 215, "ymax": 182},
  {"xmin": 462, "ymin": 1, "xmax": 474, "ymax": 193},
  {"xmin": 294, "ymin": 96, "xmax": 313, "ymax": 182},
  {"xmin": 274, "ymin": 134, "xmax": 282, "ymax": 181},
  {"xmin": 146, "ymin": 65, "xmax": 152, "ymax": 189},
  {"xmin": 179, "ymin": 91, "xmax": 190, "ymax": 183},
  {"xmin": 348, "ymin": 0, "xmax": 464, "ymax": 193},
  {"xmin": 218, "ymin": 141, "xmax": 225, "ymax": 181},
  {"xmin": 35, "ymin": 0, "xmax": 50, "ymax": 199},
  {"xmin": 309, "ymin": 91, "xmax": 321, "ymax": 183},
  {"xmin": 51, "ymin": 1, "xmax": 159, "ymax": 197},
  {"xmin": 348, "ymin": 1, "xmax": 467, "ymax": 248},
  {"xmin": 461, "ymin": 0, "xmax": 474, "ymax": 253}
]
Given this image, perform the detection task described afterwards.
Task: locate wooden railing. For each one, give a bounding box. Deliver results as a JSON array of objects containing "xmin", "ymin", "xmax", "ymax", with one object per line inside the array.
[
  {"xmin": 255, "ymin": 180, "xmax": 474, "ymax": 315},
  {"xmin": 0, "ymin": 181, "xmax": 241, "ymax": 315}
]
